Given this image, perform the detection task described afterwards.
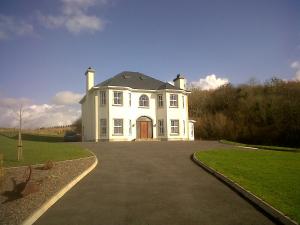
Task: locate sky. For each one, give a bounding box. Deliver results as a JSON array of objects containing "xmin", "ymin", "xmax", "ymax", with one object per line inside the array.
[{"xmin": 0, "ymin": 0, "xmax": 299, "ymax": 128}]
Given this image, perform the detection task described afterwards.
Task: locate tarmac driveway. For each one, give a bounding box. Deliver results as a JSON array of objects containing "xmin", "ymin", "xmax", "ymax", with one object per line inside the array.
[{"xmin": 36, "ymin": 141, "xmax": 274, "ymax": 225}]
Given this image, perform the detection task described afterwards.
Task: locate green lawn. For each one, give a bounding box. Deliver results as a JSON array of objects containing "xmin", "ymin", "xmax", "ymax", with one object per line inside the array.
[
  {"xmin": 220, "ymin": 139, "xmax": 300, "ymax": 152},
  {"xmin": 195, "ymin": 148, "xmax": 300, "ymax": 223},
  {"xmin": 0, "ymin": 133, "xmax": 92, "ymax": 167}
]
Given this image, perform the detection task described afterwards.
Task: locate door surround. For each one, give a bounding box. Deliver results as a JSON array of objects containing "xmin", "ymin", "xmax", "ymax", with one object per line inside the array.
[{"xmin": 136, "ymin": 116, "xmax": 153, "ymax": 139}]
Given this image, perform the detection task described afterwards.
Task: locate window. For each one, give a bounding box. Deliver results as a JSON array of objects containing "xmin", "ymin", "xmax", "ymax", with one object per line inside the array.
[
  {"xmin": 100, "ymin": 119, "xmax": 107, "ymax": 136},
  {"xmin": 158, "ymin": 94, "xmax": 163, "ymax": 107},
  {"xmin": 129, "ymin": 120, "xmax": 132, "ymax": 135},
  {"xmin": 100, "ymin": 91, "xmax": 106, "ymax": 105},
  {"xmin": 113, "ymin": 119, "xmax": 123, "ymax": 135},
  {"xmin": 170, "ymin": 94, "xmax": 178, "ymax": 107},
  {"xmin": 158, "ymin": 119, "xmax": 164, "ymax": 136},
  {"xmin": 139, "ymin": 94, "xmax": 149, "ymax": 107},
  {"xmin": 183, "ymin": 120, "xmax": 185, "ymax": 135},
  {"xmin": 113, "ymin": 91, "xmax": 123, "ymax": 105},
  {"xmin": 129, "ymin": 93, "xmax": 131, "ymax": 106},
  {"xmin": 182, "ymin": 96, "xmax": 184, "ymax": 108},
  {"xmin": 171, "ymin": 120, "xmax": 179, "ymax": 134}
]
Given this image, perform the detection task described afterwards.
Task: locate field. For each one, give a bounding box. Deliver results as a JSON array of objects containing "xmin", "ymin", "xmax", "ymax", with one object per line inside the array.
[
  {"xmin": 0, "ymin": 131, "xmax": 91, "ymax": 167},
  {"xmin": 195, "ymin": 148, "xmax": 300, "ymax": 223}
]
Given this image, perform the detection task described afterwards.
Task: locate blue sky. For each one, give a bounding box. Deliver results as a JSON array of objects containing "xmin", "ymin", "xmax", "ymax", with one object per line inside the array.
[{"xmin": 0, "ymin": 0, "xmax": 299, "ymax": 127}]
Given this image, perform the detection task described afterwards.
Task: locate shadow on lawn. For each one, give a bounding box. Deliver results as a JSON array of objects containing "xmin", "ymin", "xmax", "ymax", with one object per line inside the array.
[{"xmin": 0, "ymin": 133, "xmax": 64, "ymax": 143}]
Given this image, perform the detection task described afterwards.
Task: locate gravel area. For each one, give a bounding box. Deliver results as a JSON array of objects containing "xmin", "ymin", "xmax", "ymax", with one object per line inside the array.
[{"xmin": 0, "ymin": 156, "xmax": 96, "ymax": 225}]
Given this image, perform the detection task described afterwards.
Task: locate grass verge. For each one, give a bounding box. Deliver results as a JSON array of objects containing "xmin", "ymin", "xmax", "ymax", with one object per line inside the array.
[
  {"xmin": 195, "ymin": 148, "xmax": 300, "ymax": 223},
  {"xmin": 0, "ymin": 133, "xmax": 91, "ymax": 167},
  {"xmin": 220, "ymin": 139, "xmax": 300, "ymax": 152}
]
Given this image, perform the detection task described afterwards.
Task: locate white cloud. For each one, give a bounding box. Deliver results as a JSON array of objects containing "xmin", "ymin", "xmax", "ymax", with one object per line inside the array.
[
  {"xmin": 38, "ymin": 0, "xmax": 106, "ymax": 34},
  {"xmin": 65, "ymin": 14, "xmax": 103, "ymax": 33},
  {"xmin": 0, "ymin": 97, "xmax": 32, "ymax": 109},
  {"xmin": 52, "ymin": 91, "xmax": 83, "ymax": 105},
  {"xmin": 291, "ymin": 61, "xmax": 300, "ymax": 69},
  {"xmin": 0, "ymin": 91, "xmax": 82, "ymax": 129},
  {"xmin": 291, "ymin": 61, "xmax": 300, "ymax": 81},
  {"xmin": 189, "ymin": 74, "xmax": 229, "ymax": 90},
  {"xmin": 0, "ymin": 14, "xmax": 34, "ymax": 40}
]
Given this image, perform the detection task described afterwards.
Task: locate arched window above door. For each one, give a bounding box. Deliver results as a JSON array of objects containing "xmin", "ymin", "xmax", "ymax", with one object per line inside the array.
[{"xmin": 139, "ymin": 95, "xmax": 149, "ymax": 107}]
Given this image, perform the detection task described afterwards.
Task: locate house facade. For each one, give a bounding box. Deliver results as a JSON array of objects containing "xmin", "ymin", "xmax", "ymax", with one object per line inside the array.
[{"xmin": 80, "ymin": 67, "xmax": 195, "ymax": 142}]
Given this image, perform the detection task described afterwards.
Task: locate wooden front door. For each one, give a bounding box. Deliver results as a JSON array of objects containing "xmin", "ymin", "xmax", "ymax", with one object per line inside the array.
[{"xmin": 140, "ymin": 121, "xmax": 148, "ymax": 139}]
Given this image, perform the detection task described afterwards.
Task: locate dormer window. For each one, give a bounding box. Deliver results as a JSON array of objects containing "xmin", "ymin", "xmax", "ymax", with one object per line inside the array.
[{"xmin": 139, "ymin": 95, "xmax": 149, "ymax": 107}]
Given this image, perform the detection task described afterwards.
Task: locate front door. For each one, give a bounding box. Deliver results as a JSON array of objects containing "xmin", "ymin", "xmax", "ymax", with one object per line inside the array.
[{"xmin": 140, "ymin": 121, "xmax": 148, "ymax": 139}]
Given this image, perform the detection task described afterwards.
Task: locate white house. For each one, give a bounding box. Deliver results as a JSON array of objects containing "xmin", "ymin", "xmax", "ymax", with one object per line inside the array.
[{"xmin": 80, "ymin": 67, "xmax": 195, "ymax": 142}]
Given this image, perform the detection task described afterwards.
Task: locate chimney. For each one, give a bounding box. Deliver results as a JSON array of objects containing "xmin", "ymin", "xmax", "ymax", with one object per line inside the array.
[
  {"xmin": 173, "ymin": 73, "xmax": 186, "ymax": 90},
  {"xmin": 85, "ymin": 67, "xmax": 95, "ymax": 93}
]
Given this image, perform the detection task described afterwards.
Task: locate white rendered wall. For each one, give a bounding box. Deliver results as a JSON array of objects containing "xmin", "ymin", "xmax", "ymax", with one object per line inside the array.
[
  {"xmin": 82, "ymin": 87, "xmax": 192, "ymax": 142},
  {"xmin": 107, "ymin": 88, "xmax": 158, "ymax": 141},
  {"xmin": 82, "ymin": 91, "xmax": 96, "ymax": 141},
  {"xmin": 189, "ymin": 122, "xmax": 195, "ymax": 140},
  {"xmin": 165, "ymin": 92, "xmax": 189, "ymax": 140}
]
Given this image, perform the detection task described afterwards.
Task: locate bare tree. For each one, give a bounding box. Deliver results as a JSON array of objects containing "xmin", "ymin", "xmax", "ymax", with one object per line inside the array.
[{"xmin": 16, "ymin": 106, "xmax": 24, "ymax": 161}]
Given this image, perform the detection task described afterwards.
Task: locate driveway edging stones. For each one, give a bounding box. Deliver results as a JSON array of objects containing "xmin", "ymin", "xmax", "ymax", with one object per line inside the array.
[
  {"xmin": 192, "ymin": 152, "xmax": 298, "ymax": 225},
  {"xmin": 21, "ymin": 155, "xmax": 98, "ymax": 225}
]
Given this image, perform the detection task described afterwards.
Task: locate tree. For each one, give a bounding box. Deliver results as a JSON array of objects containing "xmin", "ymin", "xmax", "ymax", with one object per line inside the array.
[
  {"xmin": 16, "ymin": 106, "xmax": 24, "ymax": 161},
  {"xmin": 72, "ymin": 117, "xmax": 82, "ymax": 133}
]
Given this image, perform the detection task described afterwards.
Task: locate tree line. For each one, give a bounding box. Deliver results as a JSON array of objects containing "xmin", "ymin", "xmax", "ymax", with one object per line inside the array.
[{"xmin": 188, "ymin": 78, "xmax": 300, "ymax": 147}]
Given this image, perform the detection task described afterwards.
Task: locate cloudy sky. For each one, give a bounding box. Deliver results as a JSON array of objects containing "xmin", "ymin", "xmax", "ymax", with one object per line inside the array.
[{"xmin": 0, "ymin": 0, "xmax": 299, "ymax": 128}]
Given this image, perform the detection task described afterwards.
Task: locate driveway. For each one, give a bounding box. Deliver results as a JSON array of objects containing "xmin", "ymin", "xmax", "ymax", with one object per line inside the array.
[{"xmin": 36, "ymin": 141, "xmax": 274, "ymax": 225}]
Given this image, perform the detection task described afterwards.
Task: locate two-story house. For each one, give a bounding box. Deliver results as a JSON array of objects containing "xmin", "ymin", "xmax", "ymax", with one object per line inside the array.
[{"xmin": 80, "ymin": 67, "xmax": 195, "ymax": 141}]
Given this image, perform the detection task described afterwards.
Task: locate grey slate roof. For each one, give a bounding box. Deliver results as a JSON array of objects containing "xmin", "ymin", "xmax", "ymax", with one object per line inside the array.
[{"xmin": 95, "ymin": 71, "xmax": 181, "ymax": 90}]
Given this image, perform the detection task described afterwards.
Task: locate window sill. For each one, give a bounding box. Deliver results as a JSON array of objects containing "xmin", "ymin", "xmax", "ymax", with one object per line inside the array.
[
  {"xmin": 112, "ymin": 134, "xmax": 123, "ymax": 136},
  {"xmin": 169, "ymin": 106, "xmax": 178, "ymax": 108},
  {"xmin": 170, "ymin": 133, "xmax": 179, "ymax": 136},
  {"xmin": 138, "ymin": 106, "xmax": 150, "ymax": 109},
  {"xmin": 112, "ymin": 104, "xmax": 123, "ymax": 106}
]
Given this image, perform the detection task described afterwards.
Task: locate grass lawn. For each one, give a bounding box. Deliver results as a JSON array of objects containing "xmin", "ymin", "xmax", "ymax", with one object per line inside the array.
[
  {"xmin": 0, "ymin": 133, "xmax": 92, "ymax": 167},
  {"xmin": 195, "ymin": 148, "xmax": 300, "ymax": 223},
  {"xmin": 220, "ymin": 139, "xmax": 300, "ymax": 152}
]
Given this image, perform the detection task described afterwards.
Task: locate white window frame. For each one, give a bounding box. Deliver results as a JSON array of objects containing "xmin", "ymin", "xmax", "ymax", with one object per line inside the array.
[
  {"xmin": 100, "ymin": 91, "xmax": 106, "ymax": 105},
  {"xmin": 139, "ymin": 94, "xmax": 149, "ymax": 107},
  {"xmin": 170, "ymin": 120, "xmax": 179, "ymax": 134},
  {"xmin": 158, "ymin": 94, "xmax": 163, "ymax": 107},
  {"xmin": 113, "ymin": 91, "xmax": 123, "ymax": 105},
  {"xmin": 113, "ymin": 119, "xmax": 123, "ymax": 135},
  {"xmin": 129, "ymin": 93, "xmax": 131, "ymax": 106},
  {"xmin": 170, "ymin": 94, "xmax": 178, "ymax": 107},
  {"xmin": 158, "ymin": 119, "xmax": 164, "ymax": 136},
  {"xmin": 182, "ymin": 95, "xmax": 184, "ymax": 108},
  {"xmin": 100, "ymin": 119, "xmax": 107, "ymax": 136},
  {"xmin": 129, "ymin": 120, "xmax": 132, "ymax": 136}
]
